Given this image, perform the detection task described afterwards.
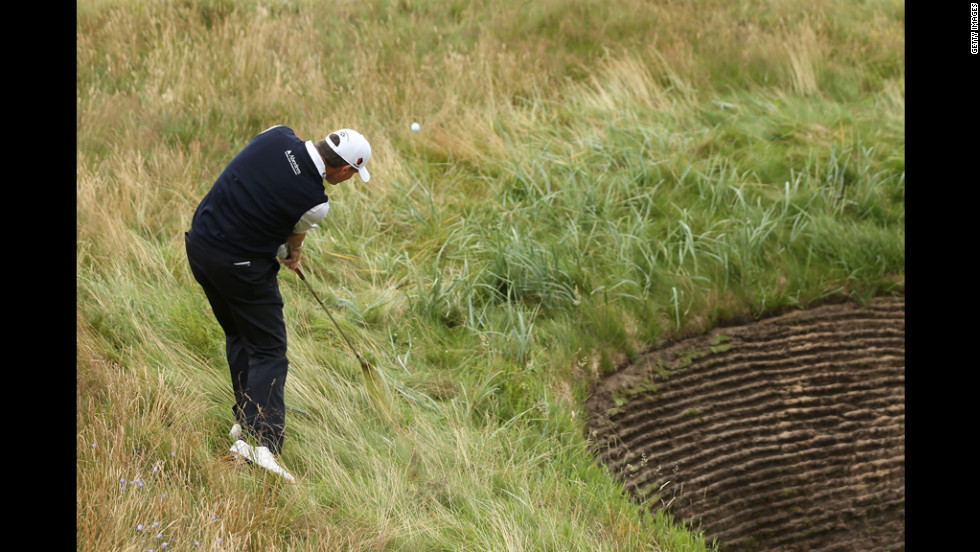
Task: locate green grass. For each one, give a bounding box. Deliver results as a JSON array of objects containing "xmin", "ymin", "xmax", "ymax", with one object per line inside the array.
[{"xmin": 77, "ymin": 0, "xmax": 903, "ymax": 550}]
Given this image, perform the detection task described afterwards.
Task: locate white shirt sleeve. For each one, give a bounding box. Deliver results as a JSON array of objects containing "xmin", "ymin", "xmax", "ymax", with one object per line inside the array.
[{"xmin": 293, "ymin": 202, "xmax": 330, "ymax": 234}]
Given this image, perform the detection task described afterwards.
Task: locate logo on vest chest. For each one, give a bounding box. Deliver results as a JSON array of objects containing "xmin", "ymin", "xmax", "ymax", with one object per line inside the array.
[{"xmin": 284, "ymin": 150, "xmax": 301, "ymax": 175}]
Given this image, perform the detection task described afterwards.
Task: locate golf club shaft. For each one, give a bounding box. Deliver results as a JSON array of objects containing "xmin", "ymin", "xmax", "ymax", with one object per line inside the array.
[
  {"xmin": 292, "ymin": 267, "xmax": 366, "ymax": 366},
  {"xmin": 290, "ymin": 264, "xmax": 391, "ymax": 420}
]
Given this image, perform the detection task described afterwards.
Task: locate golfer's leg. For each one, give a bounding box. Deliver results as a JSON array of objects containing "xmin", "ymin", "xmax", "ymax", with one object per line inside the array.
[
  {"xmin": 226, "ymin": 335, "xmax": 250, "ymax": 426},
  {"xmin": 226, "ymin": 270, "xmax": 289, "ymax": 455},
  {"xmin": 193, "ymin": 271, "xmax": 251, "ymax": 426},
  {"xmin": 186, "ymin": 232, "xmax": 251, "ymax": 426}
]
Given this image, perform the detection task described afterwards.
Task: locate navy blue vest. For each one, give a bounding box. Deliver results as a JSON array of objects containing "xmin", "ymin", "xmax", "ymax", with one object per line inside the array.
[{"xmin": 191, "ymin": 126, "xmax": 329, "ymax": 257}]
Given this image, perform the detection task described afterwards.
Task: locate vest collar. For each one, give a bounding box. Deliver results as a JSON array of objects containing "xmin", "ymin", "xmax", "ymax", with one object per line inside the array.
[{"xmin": 305, "ymin": 140, "xmax": 326, "ymax": 179}]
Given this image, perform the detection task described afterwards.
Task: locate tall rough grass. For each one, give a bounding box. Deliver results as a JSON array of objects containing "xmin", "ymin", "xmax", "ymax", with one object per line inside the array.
[{"xmin": 78, "ymin": 0, "xmax": 903, "ymax": 550}]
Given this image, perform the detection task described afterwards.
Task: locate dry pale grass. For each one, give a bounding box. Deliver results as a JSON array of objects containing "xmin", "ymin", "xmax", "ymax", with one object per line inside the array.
[{"xmin": 784, "ymin": 24, "xmax": 822, "ymax": 96}]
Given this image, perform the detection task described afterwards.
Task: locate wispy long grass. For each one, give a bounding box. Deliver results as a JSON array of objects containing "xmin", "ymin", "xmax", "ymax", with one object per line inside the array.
[{"xmin": 78, "ymin": 0, "xmax": 903, "ymax": 550}]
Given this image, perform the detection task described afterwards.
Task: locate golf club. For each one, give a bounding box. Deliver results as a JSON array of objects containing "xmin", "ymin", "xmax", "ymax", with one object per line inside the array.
[
  {"xmin": 292, "ymin": 266, "xmax": 369, "ymax": 372},
  {"xmin": 282, "ymin": 255, "xmax": 390, "ymax": 419}
]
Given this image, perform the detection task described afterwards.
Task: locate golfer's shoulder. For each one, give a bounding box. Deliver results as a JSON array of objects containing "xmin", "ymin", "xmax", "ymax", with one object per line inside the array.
[
  {"xmin": 255, "ymin": 125, "xmax": 305, "ymax": 145},
  {"xmin": 259, "ymin": 124, "xmax": 288, "ymax": 134}
]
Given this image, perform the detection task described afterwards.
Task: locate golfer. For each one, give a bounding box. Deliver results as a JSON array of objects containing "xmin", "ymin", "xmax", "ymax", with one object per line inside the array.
[{"xmin": 185, "ymin": 125, "xmax": 372, "ymax": 481}]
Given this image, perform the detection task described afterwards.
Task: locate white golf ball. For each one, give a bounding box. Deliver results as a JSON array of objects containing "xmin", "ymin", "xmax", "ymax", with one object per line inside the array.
[{"xmin": 411, "ymin": 122, "xmax": 420, "ymax": 132}]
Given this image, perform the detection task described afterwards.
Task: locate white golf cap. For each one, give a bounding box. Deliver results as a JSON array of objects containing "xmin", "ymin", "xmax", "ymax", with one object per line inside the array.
[{"xmin": 326, "ymin": 129, "xmax": 372, "ymax": 182}]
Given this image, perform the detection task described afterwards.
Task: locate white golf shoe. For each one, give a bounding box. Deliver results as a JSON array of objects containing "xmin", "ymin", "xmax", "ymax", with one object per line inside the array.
[{"xmin": 228, "ymin": 439, "xmax": 296, "ymax": 482}]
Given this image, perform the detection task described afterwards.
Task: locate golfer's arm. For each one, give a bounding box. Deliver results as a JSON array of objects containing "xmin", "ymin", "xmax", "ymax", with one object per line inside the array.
[
  {"xmin": 287, "ymin": 232, "xmax": 306, "ymax": 251},
  {"xmin": 287, "ymin": 203, "xmax": 327, "ymax": 254}
]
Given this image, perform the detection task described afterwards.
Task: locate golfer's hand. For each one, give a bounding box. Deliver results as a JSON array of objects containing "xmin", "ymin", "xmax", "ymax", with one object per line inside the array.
[{"xmin": 281, "ymin": 247, "xmax": 302, "ymax": 270}]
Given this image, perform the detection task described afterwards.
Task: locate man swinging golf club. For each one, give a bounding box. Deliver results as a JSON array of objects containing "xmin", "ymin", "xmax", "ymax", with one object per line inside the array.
[{"xmin": 185, "ymin": 125, "xmax": 372, "ymax": 481}]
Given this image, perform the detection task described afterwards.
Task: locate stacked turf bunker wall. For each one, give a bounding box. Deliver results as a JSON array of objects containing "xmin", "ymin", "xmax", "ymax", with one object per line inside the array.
[{"xmin": 586, "ymin": 297, "xmax": 905, "ymax": 552}]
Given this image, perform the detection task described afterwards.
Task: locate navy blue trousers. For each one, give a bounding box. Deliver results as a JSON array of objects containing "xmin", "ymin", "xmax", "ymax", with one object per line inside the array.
[{"xmin": 185, "ymin": 231, "xmax": 288, "ymax": 454}]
